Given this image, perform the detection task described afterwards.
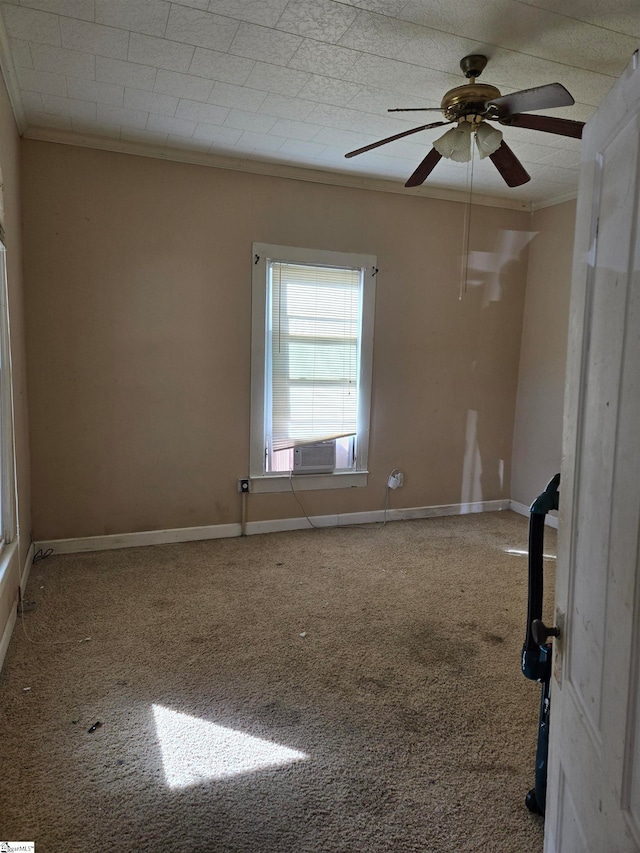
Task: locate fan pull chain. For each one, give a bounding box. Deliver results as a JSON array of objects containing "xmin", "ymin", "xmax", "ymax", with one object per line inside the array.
[{"xmin": 459, "ymin": 138, "xmax": 475, "ymax": 300}]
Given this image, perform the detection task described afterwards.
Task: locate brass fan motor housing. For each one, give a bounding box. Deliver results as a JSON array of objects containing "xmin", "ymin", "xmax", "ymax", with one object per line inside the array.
[{"xmin": 440, "ymin": 82, "xmax": 502, "ymax": 121}]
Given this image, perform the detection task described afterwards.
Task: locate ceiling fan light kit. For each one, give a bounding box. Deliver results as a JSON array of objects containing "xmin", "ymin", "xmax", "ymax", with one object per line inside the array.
[
  {"xmin": 433, "ymin": 121, "xmax": 473, "ymax": 162},
  {"xmin": 475, "ymin": 121, "xmax": 503, "ymax": 159},
  {"xmin": 345, "ymin": 54, "xmax": 585, "ymax": 190}
]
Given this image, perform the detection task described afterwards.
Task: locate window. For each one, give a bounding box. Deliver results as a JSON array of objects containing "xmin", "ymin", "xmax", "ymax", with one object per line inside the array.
[
  {"xmin": 0, "ymin": 242, "xmax": 16, "ymax": 551},
  {"xmin": 250, "ymin": 243, "xmax": 376, "ymax": 493}
]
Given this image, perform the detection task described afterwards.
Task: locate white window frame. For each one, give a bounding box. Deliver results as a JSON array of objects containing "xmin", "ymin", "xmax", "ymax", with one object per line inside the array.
[
  {"xmin": 0, "ymin": 241, "xmax": 16, "ymax": 552},
  {"xmin": 250, "ymin": 243, "xmax": 376, "ymax": 494}
]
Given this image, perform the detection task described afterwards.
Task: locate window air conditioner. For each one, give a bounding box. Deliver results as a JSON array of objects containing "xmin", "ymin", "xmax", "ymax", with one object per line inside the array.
[{"xmin": 293, "ymin": 440, "xmax": 336, "ymax": 474}]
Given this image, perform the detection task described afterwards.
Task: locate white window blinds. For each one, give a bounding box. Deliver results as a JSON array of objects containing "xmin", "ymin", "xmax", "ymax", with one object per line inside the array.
[{"xmin": 268, "ymin": 261, "xmax": 362, "ymax": 452}]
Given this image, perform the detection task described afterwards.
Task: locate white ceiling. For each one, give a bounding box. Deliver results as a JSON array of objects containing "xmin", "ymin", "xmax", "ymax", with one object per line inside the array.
[{"xmin": 0, "ymin": 0, "xmax": 638, "ymax": 208}]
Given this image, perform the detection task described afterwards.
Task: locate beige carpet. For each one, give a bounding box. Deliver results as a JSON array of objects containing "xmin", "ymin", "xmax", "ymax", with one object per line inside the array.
[{"xmin": 0, "ymin": 511, "xmax": 555, "ymax": 852}]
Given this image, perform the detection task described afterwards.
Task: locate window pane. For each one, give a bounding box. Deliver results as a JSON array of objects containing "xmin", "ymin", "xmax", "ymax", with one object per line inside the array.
[{"xmin": 269, "ymin": 261, "xmax": 362, "ymax": 451}]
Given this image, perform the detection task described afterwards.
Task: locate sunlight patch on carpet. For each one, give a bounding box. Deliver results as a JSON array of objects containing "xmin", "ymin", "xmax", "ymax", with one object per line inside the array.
[
  {"xmin": 152, "ymin": 704, "xmax": 307, "ymax": 788},
  {"xmin": 504, "ymin": 548, "xmax": 556, "ymax": 560}
]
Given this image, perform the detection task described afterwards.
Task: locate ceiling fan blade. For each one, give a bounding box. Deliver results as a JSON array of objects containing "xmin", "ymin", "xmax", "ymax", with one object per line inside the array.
[
  {"xmin": 345, "ymin": 122, "xmax": 451, "ymax": 158},
  {"xmin": 405, "ymin": 148, "xmax": 443, "ymax": 187},
  {"xmin": 487, "ymin": 83, "xmax": 575, "ymax": 116},
  {"xmin": 388, "ymin": 107, "xmax": 444, "ymax": 113},
  {"xmin": 489, "ymin": 141, "xmax": 530, "ymax": 187},
  {"xmin": 499, "ymin": 113, "xmax": 584, "ymax": 139}
]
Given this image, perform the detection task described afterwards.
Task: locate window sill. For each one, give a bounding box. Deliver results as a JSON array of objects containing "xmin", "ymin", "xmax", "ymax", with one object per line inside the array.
[{"xmin": 248, "ymin": 471, "xmax": 368, "ymax": 494}]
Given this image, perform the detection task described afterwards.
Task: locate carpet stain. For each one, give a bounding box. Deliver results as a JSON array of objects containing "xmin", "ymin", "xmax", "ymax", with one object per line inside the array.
[{"xmin": 482, "ymin": 632, "xmax": 505, "ymax": 645}]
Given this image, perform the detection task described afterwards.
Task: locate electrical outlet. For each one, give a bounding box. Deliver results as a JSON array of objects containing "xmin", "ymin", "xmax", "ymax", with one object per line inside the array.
[
  {"xmin": 388, "ymin": 471, "xmax": 404, "ymax": 489},
  {"xmin": 238, "ymin": 478, "xmax": 250, "ymax": 493}
]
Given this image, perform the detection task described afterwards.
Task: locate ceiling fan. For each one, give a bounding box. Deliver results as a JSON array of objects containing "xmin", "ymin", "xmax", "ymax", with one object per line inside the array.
[{"xmin": 345, "ymin": 55, "xmax": 585, "ymax": 189}]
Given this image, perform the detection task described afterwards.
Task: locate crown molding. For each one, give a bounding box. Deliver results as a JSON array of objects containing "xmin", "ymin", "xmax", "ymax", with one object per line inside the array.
[
  {"xmin": 531, "ymin": 189, "xmax": 578, "ymax": 211},
  {"xmin": 23, "ymin": 126, "xmax": 533, "ymax": 212}
]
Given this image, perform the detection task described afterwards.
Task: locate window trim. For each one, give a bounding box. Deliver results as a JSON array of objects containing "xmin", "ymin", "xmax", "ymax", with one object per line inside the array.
[
  {"xmin": 0, "ymin": 241, "xmax": 16, "ymax": 550},
  {"xmin": 250, "ymin": 243, "xmax": 376, "ymax": 493}
]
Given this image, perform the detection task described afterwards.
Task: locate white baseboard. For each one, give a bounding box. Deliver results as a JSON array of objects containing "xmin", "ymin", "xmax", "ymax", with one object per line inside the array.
[
  {"xmin": 34, "ymin": 523, "xmax": 242, "ymax": 555},
  {"xmin": 510, "ymin": 500, "xmax": 559, "ymax": 529},
  {"xmin": 35, "ymin": 500, "xmax": 511, "ymax": 553},
  {"xmin": 246, "ymin": 498, "xmax": 510, "ymax": 535},
  {"xmin": 0, "ymin": 603, "xmax": 17, "ymax": 673},
  {"xmin": 0, "ymin": 539, "xmax": 32, "ymax": 673},
  {"xmin": 21, "ymin": 542, "xmax": 35, "ymax": 595}
]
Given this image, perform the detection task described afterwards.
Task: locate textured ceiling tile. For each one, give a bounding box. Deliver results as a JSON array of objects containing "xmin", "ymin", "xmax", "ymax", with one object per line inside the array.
[
  {"xmin": 165, "ymin": 0, "xmax": 208, "ymax": 8},
  {"xmin": 228, "ymin": 21, "xmax": 302, "ymax": 66},
  {"xmin": 484, "ymin": 49, "xmax": 614, "ymax": 108},
  {"xmin": 400, "ymin": 0, "xmax": 635, "ymax": 77},
  {"xmin": 235, "ymin": 129, "xmax": 283, "ymax": 150},
  {"xmin": 345, "ymin": 53, "xmax": 459, "ymax": 99},
  {"xmin": 297, "ymin": 75, "xmax": 361, "ymax": 106},
  {"xmin": 1, "ymin": 0, "xmax": 629, "ymax": 204},
  {"xmin": 257, "ymin": 92, "xmax": 316, "ymax": 121},
  {"xmin": 165, "ymin": 133, "xmax": 210, "ymax": 149},
  {"xmin": 310, "ymin": 125, "xmax": 374, "ymax": 149},
  {"xmin": 223, "ymin": 108, "xmax": 277, "ymax": 132},
  {"xmin": 19, "ymin": 89, "xmax": 43, "ymax": 110},
  {"xmin": 342, "ymin": 11, "xmax": 480, "ymax": 74},
  {"xmin": 147, "ymin": 112, "xmax": 197, "ymax": 135},
  {"xmin": 275, "ymin": 0, "xmax": 358, "ymax": 43},
  {"xmin": 164, "ymin": 5, "xmax": 239, "ymax": 51},
  {"xmin": 9, "ymin": 37, "xmax": 34, "ymax": 67},
  {"xmin": 2, "ymin": 4, "xmax": 60, "ymax": 45},
  {"xmin": 153, "ymin": 68, "xmax": 213, "ymax": 100},
  {"xmin": 60, "ymin": 16, "xmax": 129, "ymax": 59},
  {"xmin": 96, "ymin": 55, "xmax": 157, "ymax": 90},
  {"xmin": 367, "ymin": 134, "xmax": 434, "ymax": 162},
  {"xmin": 188, "ymin": 47, "xmax": 254, "ymax": 84},
  {"xmin": 120, "ymin": 126, "xmax": 169, "ymax": 145},
  {"xmin": 337, "ymin": 10, "xmax": 420, "ymax": 57},
  {"xmin": 206, "ymin": 0, "xmax": 289, "ymax": 28},
  {"xmin": 503, "ymin": 125, "xmax": 580, "ymax": 151},
  {"xmin": 95, "ymin": 0, "xmax": 170, "ymax": 37},
  {"xmin": 71, "ymin": 116, "xmax": 121, "ymax": 137},
  {"xmin": 349, "ymin": 86, "xmax": 440, "ymax": 116},
  {"xmin": 66, "ymin": 76, "xmax": 125, "ymax": 105},
  {"xmin": 269, "ymin": 118, "xmax": 321, "ymax": 140},
  {"xmin": 277, "ymin": 137, "xmax": 327, "ymax": 158},
  {"xmin": 537, "ymin": 147, "xmax": 581, "ymax": 168},
  {"xmin": 243, "ymin": 61, "xmax": 309, "ymax": 97},
  {"xmin": 42, "ymin": 92, "xmax": 97, "ymax": 119},
  {"xmin": 128, "ymin": 32, "xmax": 194, "ymax": 72},
  {"xmin": 124, "ymin": 87, "xmax": 179, "ymax": 116},
  {"xmin": 305, "ymin": 101, "xmax": 414, "ymax": 137},
  {"xmin": 17, "ymin": 0, "xmax": 95, "ymax": 22},
  {"xmin": 208, "ymin": 80, "xmax": 266, "ymax": 110},
  {"xmin": 15, "ymin": 65, "xmax": 68, "ymax": 95},
  {"xmin": 24, "ymin": 109, "xmax": 72, "ymax": 129},
  {"xmin": 192, "ymin": 122, "xmax": 242, "ymax": 143},
  {"xmin": 287, "ymin": 39, "xmax": 362, "ymax": 76},
  {"xmin": 523, "ymin": 0, "xmax": 640, "ymax": 39},
  {"xmin": 30, "ymin": 42, "xmax": 96, "ymax": 76},
  {"xmin": 97, "ymin": 101, "xmax": 148, "ymax": 127},
  {"xmin": 340, "ymin": 0, "xmax": 408, "ymax": 13},
  {"xmin": 175, "ymin": 98, "xmax": 229, "ymax": 123}
]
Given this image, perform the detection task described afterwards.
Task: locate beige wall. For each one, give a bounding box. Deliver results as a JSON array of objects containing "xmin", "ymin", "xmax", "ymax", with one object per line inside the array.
[
  {"xmin": 510, "ymin": 200, "xmax": 576, "ymax": 506},
  {"xmin": 0, "ymin": 70, "xmax": 31, "ymax": 641},
  {"xmin": 22, "ymin": 141, "xmax": 532, "ymax": 540}
]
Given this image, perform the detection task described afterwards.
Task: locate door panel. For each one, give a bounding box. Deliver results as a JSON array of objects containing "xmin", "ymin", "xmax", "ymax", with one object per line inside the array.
[{"xmin": 545, "ymin": 51, "xmax": 640, "ymax": 853}]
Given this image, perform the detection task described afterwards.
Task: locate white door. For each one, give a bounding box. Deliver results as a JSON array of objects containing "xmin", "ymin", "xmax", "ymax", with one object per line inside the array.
[{"xmin": 544, "ymin": 50, "xmax": 640, "ymax": 852}]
